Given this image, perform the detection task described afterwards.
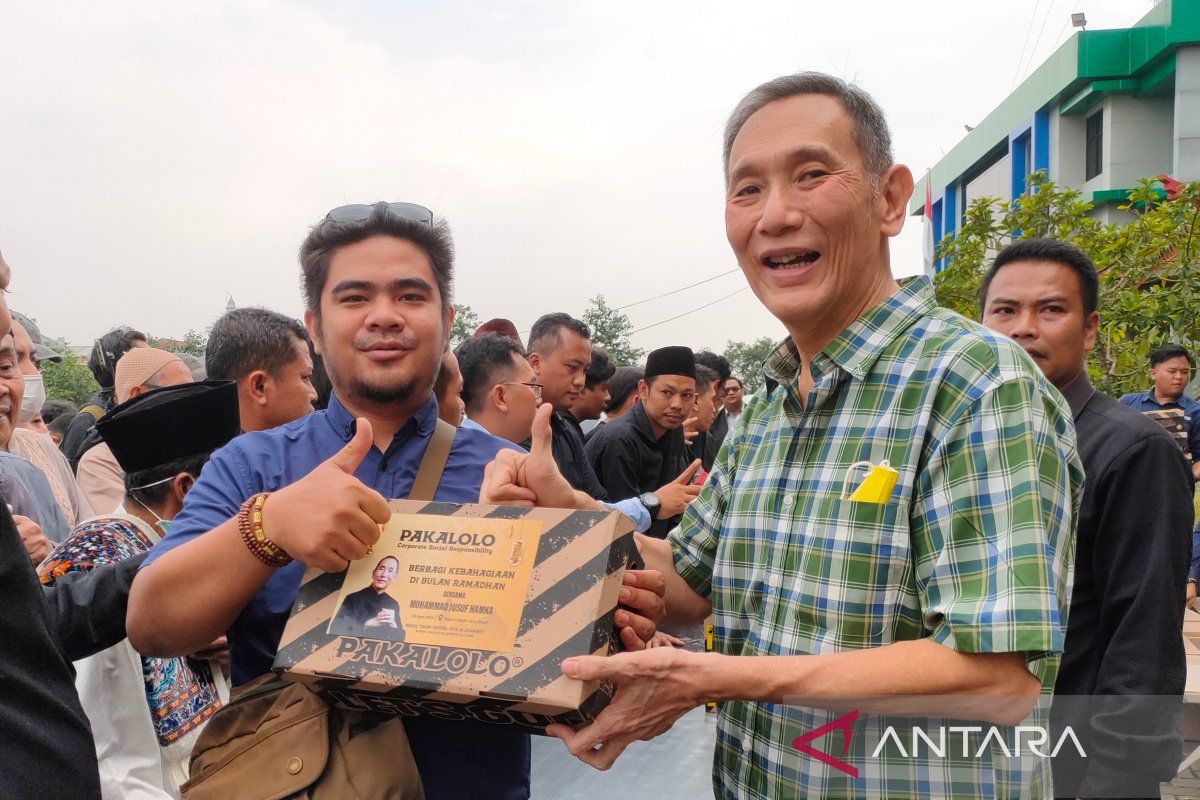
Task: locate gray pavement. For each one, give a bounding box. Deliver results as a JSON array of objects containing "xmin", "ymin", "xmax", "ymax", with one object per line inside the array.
[{"xmin": 531, "ymin": 707, "xmax": 718, "ymax": 799}]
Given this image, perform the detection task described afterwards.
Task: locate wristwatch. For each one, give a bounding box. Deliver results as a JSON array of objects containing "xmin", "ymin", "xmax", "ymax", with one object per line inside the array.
[{"xmin": 639, "ymin": 492, "xmax": 661, "ymax": 520}]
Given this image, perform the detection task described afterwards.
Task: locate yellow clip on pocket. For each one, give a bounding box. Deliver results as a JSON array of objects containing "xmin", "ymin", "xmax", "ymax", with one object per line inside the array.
[{"xmin": 842, "ymin": 460, "xmax": 899, "ymax": 504}]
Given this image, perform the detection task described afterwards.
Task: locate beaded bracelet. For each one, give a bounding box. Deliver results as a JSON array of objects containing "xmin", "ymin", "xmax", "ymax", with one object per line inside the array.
[{"xmin": 238, "ymin": 492, "xmax": 292, "ymax": 567}]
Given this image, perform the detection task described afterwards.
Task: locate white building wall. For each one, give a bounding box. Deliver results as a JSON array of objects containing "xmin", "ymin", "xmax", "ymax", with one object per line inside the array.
[
  {"xmin": 1174, "ymin": 46, "xmax": 1200, "ymax": 180},
  {"xmin": 1079, "ymin": 95, "xmax": 1172, "ymax": 195},
  {"xmin": 964, "ymin": 153, "xmax": 1010, "ymax": 209},
  {"xmin": 1108, "ymin": 94, "xmax": 1173, "ymax": 188},
  {"xmin": 1050, "ymin": 110, "xmax": 1086, "ymax": 187}
]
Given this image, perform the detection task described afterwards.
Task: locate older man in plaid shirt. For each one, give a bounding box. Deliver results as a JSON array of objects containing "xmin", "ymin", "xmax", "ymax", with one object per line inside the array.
[{"xmin": 482, "ymin": 72, "xmax": 1083, "ymax": 798}]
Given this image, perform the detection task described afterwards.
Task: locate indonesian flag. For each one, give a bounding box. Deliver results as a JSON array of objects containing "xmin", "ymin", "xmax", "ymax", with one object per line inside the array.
[{"xmin": 922, "ymin": 175, "xmax": 935, "ymax": 274}]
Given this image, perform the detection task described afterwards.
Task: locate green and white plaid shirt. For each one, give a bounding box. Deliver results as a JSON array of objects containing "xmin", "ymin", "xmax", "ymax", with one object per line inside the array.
[{"xmin": 670, "ymin": 276, "xmax": 1083, "ymax": 799}]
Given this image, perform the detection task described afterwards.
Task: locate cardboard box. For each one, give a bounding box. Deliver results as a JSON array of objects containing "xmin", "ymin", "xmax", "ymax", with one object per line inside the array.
[{"xmin": 273, "ymin": 500, "xmax": 637, "ymax": 733}]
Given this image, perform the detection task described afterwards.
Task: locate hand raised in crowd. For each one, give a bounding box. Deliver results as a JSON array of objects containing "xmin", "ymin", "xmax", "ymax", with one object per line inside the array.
[
  {"xmin": 478, "ymin": 405, "xmax": 666, "ymax": 650},
  {"xmin": 681, "ymin": 416, "xmax": 700, "ymax": 447},
  {"xmin": 479, "ymin": 403, "xmax": 595, "ymax": 510},
  {"xmin": 547, "ymin": 647, "xmax": 705, "ymax": 770},
  {"xmin": 13, "ymin": 510, "xmax": 52, "ymax": 565},
  {"xmin": 260, "ymin": 418, "xmax": 391, "ymax": 573},
  {"xmin": 655, "ymin": 460, "xmax": 702, "ymax": 518}
]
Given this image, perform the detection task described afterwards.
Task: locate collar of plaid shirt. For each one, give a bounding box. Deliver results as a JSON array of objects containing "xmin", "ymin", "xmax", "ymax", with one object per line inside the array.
[{"xmin": 669, "ymin": 274, "xmax": 1083, "ymax": 799}]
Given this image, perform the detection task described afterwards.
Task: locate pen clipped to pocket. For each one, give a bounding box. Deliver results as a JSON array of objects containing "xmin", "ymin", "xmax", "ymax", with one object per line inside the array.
[{"xmin": 840, "ymin": 459, "xmax": 899, "ymax": 504}]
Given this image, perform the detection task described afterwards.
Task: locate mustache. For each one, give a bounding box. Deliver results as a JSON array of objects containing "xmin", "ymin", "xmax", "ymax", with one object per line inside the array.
[
  {"xmin": 353, "ymin": 332, "xmax": 420, "ymax": 350},
  {"xmin": 1022, "ymin": 345, "xmax": 1048, "ymax": 360}
]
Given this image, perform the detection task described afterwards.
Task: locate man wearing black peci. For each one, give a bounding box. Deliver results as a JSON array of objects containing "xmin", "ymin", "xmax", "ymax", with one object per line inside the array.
[{"xmin": 586, "ymin": 346, "xmax": 701, "ymax": 539}]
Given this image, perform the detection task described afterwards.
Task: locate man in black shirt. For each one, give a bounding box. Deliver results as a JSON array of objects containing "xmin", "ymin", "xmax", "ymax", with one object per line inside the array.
[
  {"xmin": 688, "ymin": 364, "xmax": 721, "ymax": 473},
  {"xmin": 981, "ymin": 237, "xmax": 1193, "ymax": 798},
  {"xmin": 586, "ymin": 346, "xmax": 701, "ymax": 538},
  {"xmin": 568, "ymin": 347, "xmax": 615, "ymax": 439},
  {"xmin": 525, "ymin": 313, "xmax": 610, "ymax": 499},
  {"xmin": 330, "ymin": 555, "xmax": 405, "ymax": 639},
  {"xmin": 695, "ymin": 351, "xmax": 732, "ymax": 452}
]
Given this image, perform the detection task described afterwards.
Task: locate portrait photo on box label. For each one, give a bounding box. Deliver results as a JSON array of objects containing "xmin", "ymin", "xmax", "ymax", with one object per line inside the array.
[{"xmin": 327, "ymin": 513, "xmax": 544, "ymax": 652}]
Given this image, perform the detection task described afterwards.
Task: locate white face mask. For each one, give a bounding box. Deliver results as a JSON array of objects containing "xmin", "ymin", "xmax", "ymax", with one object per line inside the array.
[{"xmin": 19, "ymin": 374, "xmax": 45, "ymax": 425}]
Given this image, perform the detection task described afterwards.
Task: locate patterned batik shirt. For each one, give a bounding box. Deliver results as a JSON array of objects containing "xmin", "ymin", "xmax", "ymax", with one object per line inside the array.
[{"xmin": 670, "ymin": 276, "xmax": 1083, "ymax": 799}]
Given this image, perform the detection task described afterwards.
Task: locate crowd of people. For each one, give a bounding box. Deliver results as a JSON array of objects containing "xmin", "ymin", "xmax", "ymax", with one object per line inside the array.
[{"xmin": 0, "ymin": 69, "xmax": 1197, "ymax": 800}]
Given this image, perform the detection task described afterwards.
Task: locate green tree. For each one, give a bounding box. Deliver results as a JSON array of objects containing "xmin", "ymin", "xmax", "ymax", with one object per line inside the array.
[
  {"xmin": 42, "ymin": 348, "xmax": 99, "ymax": 406},
  {"xmin": 582, "ymin": 295, "xmax": 644, "ymax": 366},
  {"xmin": 722, "ymin": 336, "xmax": 777, "ymax": 394},
  {"xmin": 934, "ymin": 171, "xmax": 1200, "ymax": 398},
  {"xmin": 450, "ymin": 303, "xmax": 481, "ymax": 349}
]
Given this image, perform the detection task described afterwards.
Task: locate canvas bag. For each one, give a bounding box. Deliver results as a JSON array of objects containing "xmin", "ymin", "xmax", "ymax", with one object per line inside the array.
[{"xmin": 181, "ymin": 420, "xmax": 457, "ymax": 800}]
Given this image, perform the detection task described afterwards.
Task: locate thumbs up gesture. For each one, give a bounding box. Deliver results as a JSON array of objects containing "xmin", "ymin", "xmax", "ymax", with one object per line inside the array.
[
  {"xmin": 479, "ymin": 404, "xmax": 600, "ymax": 510},
  {"xmin": 260, "ymin": 417, "xmax": 392, "ymax": 573}
]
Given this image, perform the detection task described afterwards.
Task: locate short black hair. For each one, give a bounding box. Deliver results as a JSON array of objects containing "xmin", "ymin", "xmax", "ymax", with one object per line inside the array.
[
  {"xmin": 725, "ymin": 376, "xmax": 744, "ymax": 389},
  {"xmin": 584, "ymin": 348, "xmax": 616, "ymax": 390},
  {"xmin": 125, "ymin": 451, "xmax": 213, "ymax": 509},
  {"xmin": 205, "ymin": 308, "xmax": 310, "ymax": 382},
  {"xmin": 1150, "ymin": 345, "xmax": 1194, "ymax": 369},
  {"xmin": 527, "ymin": 313, "xmax": 589, "ymax": 356},
  {"xmin": 979, "ymin": 238, "xmax": 1099, "ymax": 317},
  {"xmin": 299, "ymin": 202, "xmax": 454, "ymax": 316},
  {"xmin": 695, "ymin": 364, "xmax": 718, "ymax": 395},
  {"xmin": 694, "ymin": 351, "xmax": 732, "ymax": 384},
  {"xmin": 40, "ymin": 399, "xmax": 77, "ymax": 426},
  {"xmin": 47, "ymin": 410, "xmax": 77, "ymax": 438},
  {"xmin": 455, "ymin": 333, "xmax": 527, "ymax": 415},
  {"xmin": 604, "ymin": 366, "xmax": 643, "ymax": 413}
]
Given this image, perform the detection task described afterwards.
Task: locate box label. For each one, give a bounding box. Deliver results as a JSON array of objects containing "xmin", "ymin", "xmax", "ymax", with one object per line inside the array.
[{"xmin": 328, "ymin": 513, "xmax": 543, "ymax": 653}]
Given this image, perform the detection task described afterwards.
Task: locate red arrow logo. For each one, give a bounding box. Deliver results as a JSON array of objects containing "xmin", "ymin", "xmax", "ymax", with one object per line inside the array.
[{"xmin": 791, "ymin": 709, "xmax": 859, "ymax": 778}]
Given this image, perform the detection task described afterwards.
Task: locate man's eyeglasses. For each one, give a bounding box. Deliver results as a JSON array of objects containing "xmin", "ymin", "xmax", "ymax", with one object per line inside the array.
[
  {"xmin": 723, "ymin": 386, "xmax": 742, "ymax": 395},
  {"xmin": 503, "ymin": 381, "xmax": 543, "ymax": 399},
  {"xmin": 324, "ymin": 202, "xmax": 433, "ymax": 225}
]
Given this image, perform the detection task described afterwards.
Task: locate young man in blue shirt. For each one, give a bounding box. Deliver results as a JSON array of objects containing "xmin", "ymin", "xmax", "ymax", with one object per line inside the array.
[
  {"xmin": 127, "ymin": 203, "xmax": 663, "ymax": 800},
  {"xmin": 1120, "ymin": 344, "xmax": 1200, "ymax": 480}
]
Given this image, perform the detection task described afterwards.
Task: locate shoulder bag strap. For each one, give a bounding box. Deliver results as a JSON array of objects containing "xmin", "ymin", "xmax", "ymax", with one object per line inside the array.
[{"xmin": 409, "ymin": 420, "xmax": 456, "ymax": 501}]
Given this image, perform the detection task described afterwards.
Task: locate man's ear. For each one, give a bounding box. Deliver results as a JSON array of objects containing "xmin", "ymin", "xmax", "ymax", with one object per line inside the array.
[
  {"xmin": 528, "ymin": 352, "xmax": 543, "ymax": 376},
  {"xmin": 443, "ymin": 304, "xmax": 456, "ymax": 350},
  {"xmin": 304, "ymin": 309, "xmax": 323, "ymax": 357},
  {"xmin": 637, "ymin": 379, "xmax": 650, "ymax": 403},
  {"xmin": 492, "ymin": 383, "xmax": 509, "ymax": 413},
  {"xmin": 245, "ymin": 370, "xmax": 270, "ymax": 406},
  {"xmin": 1083, "ymin": 311, "xmax": 1099, "ymax": 353},
  {"xmin": 173, "ymin": 473, "xmax": 195, "ymax": 505},
  {"xmin": 875, "ymin": 164, "xmax": 915, "ymax": 238}
]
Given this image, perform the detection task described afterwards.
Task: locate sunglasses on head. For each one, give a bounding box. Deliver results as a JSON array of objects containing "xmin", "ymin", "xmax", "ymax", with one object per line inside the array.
[{"xmin": 324, "ymin": 202, "xmax": 433, "ymax": 225}]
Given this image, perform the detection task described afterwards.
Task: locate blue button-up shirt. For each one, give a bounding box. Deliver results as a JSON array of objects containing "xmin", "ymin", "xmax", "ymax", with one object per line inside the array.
[
  {"xmin": 143, "ymin": 392, "xmax": 530, "ymax": 799},
  {"xmin": 1119, "ymin": 389, "xmax": 1200, "ymax": 462}
]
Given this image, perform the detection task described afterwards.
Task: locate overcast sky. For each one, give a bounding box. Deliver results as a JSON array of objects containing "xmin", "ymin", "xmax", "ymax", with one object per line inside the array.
[{"xmin": 0, "ymin": 0, "xmax": 1156, "ymax": 355}]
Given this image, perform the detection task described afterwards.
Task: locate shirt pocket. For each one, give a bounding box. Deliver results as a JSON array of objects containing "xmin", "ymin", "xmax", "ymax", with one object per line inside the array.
[{"xmin": 788, "ymin": 495, "xmax": 912, "ymax": 650}]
